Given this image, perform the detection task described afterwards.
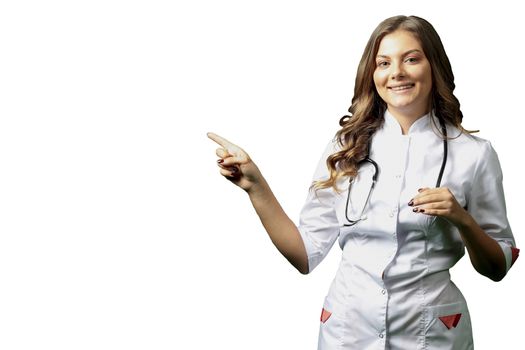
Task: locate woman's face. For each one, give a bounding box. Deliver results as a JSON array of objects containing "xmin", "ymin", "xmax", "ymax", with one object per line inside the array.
[{"xmin": 373, "ymin": 30, "xmax": 432, "ymax": 119}]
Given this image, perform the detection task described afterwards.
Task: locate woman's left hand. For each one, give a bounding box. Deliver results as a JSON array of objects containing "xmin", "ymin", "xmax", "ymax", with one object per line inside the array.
[{"xmin": 409, "ymin": 187, "xmax": 469, "ymax": 228}]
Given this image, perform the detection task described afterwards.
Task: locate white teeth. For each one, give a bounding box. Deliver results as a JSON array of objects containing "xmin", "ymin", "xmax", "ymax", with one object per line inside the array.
[{"xmin": 390, "ymin": 84, "xmax": 414, "ymax": 91}]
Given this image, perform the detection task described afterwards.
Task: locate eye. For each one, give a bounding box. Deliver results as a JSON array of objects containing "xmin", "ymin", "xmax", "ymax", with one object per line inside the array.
[
  {"xmin": 377, "ymin": 61, "xmax": 389, "ymax": 68},
  {"xmin": 405, "ymin": 57, "xmax": 419, "ymax": 63}
]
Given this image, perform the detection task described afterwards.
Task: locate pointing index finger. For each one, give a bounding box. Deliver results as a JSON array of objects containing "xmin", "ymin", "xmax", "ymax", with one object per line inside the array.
[{"xmin": 207, "ymin": 132, "xmax": 232, "ymax": 148}]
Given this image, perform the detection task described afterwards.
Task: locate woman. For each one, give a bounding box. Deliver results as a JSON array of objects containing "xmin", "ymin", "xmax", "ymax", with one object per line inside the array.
[{"xmin": 208, "ymin": 15, "xmax": 518, "ymax": 349}]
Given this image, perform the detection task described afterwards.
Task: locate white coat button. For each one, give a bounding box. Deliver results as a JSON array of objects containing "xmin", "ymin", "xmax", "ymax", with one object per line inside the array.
[
  {"xmin": 395, "ymin": 174, "xmax": 401, "ymax": 179},
  {"xmin": 389, "ymin": 212, "xmax": 394, "ymax": 218},
  {"xmin": 379, "ymin": 333, "xmax": 384, "ymax": 338},
  {"xmin": 381, "ymin": 289, "xmax": 386, "ymax": 294}
]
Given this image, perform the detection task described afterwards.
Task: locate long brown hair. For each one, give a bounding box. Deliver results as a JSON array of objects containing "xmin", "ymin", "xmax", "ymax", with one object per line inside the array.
[{"xmin": 314, "ymin": 15, "xmax": 469, "ymax": 192}]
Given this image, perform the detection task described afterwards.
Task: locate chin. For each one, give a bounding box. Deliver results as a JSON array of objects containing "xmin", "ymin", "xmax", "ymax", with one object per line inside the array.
[{"xmin": 388, "ymin": 100, "xmax": 417, "ymax": 110}]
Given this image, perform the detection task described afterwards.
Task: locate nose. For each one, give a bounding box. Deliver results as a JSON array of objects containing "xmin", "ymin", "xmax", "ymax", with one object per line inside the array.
[{"xmin": 390, "ymin": 61, "xmax": 405, "ymax": 80}]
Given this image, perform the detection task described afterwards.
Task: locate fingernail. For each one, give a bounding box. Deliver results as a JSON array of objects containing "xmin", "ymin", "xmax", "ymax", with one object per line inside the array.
[
  {"xmin": 418, "ymin": 188, "xmax": 423, "ymax": 192},
  {"xmin": 217, "ymin": 159, "xmax": 224, "ymax": 164},
  {"xmin": 419, "ymin": 209, "xmax": 425, "ymax": 213},
  {"xmin": 408, "ymin": 199, "xmax": 414, "ymax": 206},
  {"xmin": 413, "ymin": 208, "xmax": 418, "ymax": 212}
]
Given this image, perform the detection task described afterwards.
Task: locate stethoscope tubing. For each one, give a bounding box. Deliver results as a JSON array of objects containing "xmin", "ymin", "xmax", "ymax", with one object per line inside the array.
[{"xmin": 344, "ymin": 118, "xmax": 448, "ymax": 226}]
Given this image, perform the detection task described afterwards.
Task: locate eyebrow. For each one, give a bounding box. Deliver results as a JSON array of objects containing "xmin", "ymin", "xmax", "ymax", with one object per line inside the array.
[{"xmin": 376, "ymin": 49, "xmax": 423, "ymax": 59}]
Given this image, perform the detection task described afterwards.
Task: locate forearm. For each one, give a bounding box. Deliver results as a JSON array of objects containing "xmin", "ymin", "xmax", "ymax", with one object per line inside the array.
[
  {"xmin": 457, "ymin": 212, "xmax": 507, "ymax": 281},
  {"xmin": 247, "ymin": 178, "xmax": 309, "ymax": 274}
]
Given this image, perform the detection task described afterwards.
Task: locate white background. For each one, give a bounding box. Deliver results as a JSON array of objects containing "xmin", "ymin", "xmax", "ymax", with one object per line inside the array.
[{"xmin": 1, "ymin": 1, "xmax": 523, "ymax": 349}]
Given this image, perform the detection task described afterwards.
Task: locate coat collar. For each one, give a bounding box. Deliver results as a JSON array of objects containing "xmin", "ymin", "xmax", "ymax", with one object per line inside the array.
[{"xmin": 383, "ymin": 109, "xmax": 433, "ymax": 136}]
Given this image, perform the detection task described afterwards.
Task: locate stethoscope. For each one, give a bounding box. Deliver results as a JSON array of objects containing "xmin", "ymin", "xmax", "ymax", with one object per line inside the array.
[{"xmin": 344, "ymin": 118, "xmax": 448, "ymax": 226}]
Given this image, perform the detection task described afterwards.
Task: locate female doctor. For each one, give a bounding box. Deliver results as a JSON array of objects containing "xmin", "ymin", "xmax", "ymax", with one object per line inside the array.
[{"xmin": 207, "ymin": 15, "xmax": 518, "ymax": 349}]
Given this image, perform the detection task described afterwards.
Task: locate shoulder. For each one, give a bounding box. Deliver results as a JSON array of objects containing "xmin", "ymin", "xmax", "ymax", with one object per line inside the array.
[
  {"xmin": 321, "ymin": 134, "xmax": 343, "ymax": 157},
  {"xmin": 447, "ymin": 125, "xmax": 502, "ymax": 177},
  {"xmin": 447, "ymin": 124, "xmax": 496, "ymax": 156},
  {"xmin": 310, "ymin": 135, "xmax": 342, "ymax": 178}
]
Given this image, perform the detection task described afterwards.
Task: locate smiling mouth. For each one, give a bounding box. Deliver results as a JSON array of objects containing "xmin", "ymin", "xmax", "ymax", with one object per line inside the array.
[{"xmin": 388, "ymin": 84, "xmax": 415, "ymax": 91}]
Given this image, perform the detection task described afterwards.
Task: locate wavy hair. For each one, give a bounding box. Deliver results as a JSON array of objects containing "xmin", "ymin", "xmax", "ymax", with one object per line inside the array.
[{"xmin": 314, "ymin": 15, "xmax": 471, "ymax": 192}]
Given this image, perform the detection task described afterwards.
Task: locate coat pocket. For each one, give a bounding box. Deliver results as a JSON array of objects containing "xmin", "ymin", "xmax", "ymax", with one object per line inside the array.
[
  {"xmin": 318, "ymin": 298, "xmax": 345, "ymax": 349},
  {"xmin": 423, "ymin": 302, "xmax": 473, "ymax": 350}
]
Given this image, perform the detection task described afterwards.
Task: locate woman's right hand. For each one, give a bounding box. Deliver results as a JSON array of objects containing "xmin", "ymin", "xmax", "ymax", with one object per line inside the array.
[{"xmin": 207, "ymin": 132, "xmax": 264, "ymax": 193}]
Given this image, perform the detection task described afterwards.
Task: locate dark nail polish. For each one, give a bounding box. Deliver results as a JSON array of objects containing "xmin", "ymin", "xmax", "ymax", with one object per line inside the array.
[
  {"xmin": 408, "ymin": 200, "xmax": 414, "ymax": 206},
  {"xmin": 217, "ymin": 159, "xmax": 224, "ymax": 164},
  {"xmin": 413, "ymin": 208, "xmax": 418, "ymax": 212},
  {"xmin": 418, "ymin": 188, "xmax": 423, "ymax": 192},
  {"xmin": 419, "ymin": 209, "xmax": 425, "ymax": 213}
]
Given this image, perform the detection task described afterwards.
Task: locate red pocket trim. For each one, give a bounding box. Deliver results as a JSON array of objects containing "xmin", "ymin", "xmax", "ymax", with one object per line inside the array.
[
  {"xmin": 439, "ymin": 313, "xmax": 462, "ymax": 330},
  {"xmin": 320, "ymin": 308, "xmax": 332, "ymax": 323},
  {"xmin": 511, "ymin": 247, "xmax": 520, "ymax": 266}
]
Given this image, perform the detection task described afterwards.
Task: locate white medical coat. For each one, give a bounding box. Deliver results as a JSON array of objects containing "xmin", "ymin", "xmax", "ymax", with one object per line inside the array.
[{"xmin": 298, "ymin": 110, "xmax": 518, "ymax": 350}]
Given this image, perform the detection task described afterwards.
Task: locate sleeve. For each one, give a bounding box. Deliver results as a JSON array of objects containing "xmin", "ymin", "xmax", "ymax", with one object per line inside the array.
[
  {"xmin": 466, "ymin": 140, "xmax": 519, "ymax": 273},
  {"xmin": 297, "ymin": 139, "xmax": 341, "ymax": 273}
]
